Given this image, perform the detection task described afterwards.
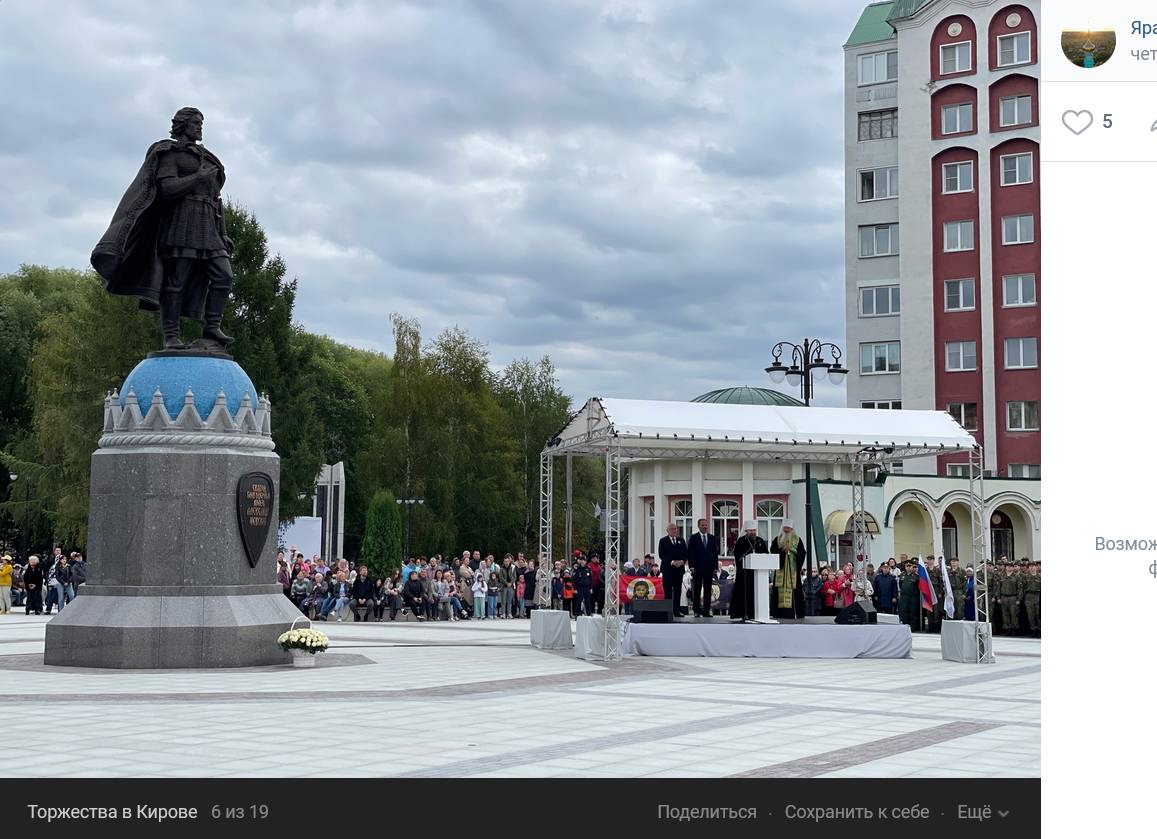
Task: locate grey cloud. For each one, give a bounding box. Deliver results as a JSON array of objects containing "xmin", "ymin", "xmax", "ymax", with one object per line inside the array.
[{"xmin": 1, "ymin": 0, "xmax": 866, "ymax": 407}]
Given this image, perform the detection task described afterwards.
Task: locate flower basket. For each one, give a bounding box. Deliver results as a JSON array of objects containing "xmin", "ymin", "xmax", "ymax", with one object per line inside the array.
[{"xmin": 278, "ymin": 617, "xmax": 328, "ymax": 667}]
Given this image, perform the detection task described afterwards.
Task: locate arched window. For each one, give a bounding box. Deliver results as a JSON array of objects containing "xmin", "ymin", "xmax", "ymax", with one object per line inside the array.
[
  {"xmin": 672, "ymin": 499, "xmax": 694, "ymax": 541},
  {"xmin": 711, "ymin": 499, "xmax": 740, "ymax": 557},
  {"xmin": 756, "ymin": 499, "xmax": 785, "ymax": 544}
]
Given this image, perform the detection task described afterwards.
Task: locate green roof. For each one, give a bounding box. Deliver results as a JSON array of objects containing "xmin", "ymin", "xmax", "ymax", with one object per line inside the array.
[
  {"xmin": 887, "ymin": 0, "xmax": 934, "ymax": 22},
  {"xmin": 845, "ymin": 2, "xmax": 897, "ymax": 47},
  {"xmin": 691, "ymin": 386, "xmax": 805, "ymax": 408}
]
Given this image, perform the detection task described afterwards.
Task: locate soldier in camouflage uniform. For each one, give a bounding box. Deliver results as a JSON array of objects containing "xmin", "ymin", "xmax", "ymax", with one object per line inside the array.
[
  {"xmin": 983, "ymin": 559, "xmax": 1001, "ymax": 631},
  {"xmin": 1023, "ymin": 560, "xmax": 1040, "ymax": 636},
  {"xmin": 998, "ymin": 557, "xmax": 1023, "ymax": 635},
  {"xmin": 947, "ymin": 557, "xmax": 966, "ymax": 620}
]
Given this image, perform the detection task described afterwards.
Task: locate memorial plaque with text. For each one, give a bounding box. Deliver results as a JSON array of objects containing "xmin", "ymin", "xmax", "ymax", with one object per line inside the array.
[{"xmin": 237, "ymin": 472, "xmax": 274, "ymax": 568}]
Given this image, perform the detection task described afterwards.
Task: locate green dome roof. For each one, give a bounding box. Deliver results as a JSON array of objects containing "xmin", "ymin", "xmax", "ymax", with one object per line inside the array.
[{"xmin": 691, "ymin": 386, "xmax": 805, "ymax": 407}]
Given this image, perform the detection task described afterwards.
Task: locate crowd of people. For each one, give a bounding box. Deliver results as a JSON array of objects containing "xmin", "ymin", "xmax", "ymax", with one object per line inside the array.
[
  {"xmin": 1, "ymin": 541, "xmax": 1038, "ymax": 638},
  {"xmin": 0, "ymin": 548, "xmax": 87, "ymax": 616},
  {"xmin": 279, "ymin": 547, "xmax": 563, "ymax": 622},
  {"xmin": 797, "ymin": 553, "xmax": 1041, "ymax": 637}
]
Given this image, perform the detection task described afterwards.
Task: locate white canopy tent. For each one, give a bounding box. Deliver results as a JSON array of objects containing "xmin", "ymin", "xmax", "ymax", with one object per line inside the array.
[{"xmin": 539, "ymin": 397, "xmax": 992, "ymax": 661}]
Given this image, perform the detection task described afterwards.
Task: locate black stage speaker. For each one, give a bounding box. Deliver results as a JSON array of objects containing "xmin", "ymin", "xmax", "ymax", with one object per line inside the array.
[
  {"xmin": 834, "ymin": 601, "xmax": 877, "ymax": 625},
  {"xmin": 633, "ymin": 599, "xmax": 674, "ymax": 623}
]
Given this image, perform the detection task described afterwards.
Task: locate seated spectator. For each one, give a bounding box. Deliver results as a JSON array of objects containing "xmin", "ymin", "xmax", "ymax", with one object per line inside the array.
[
  {"xmin": 304, "ymin": 573, "xmax": 327, "ymax": 619},
  {"xmin": 445, "ymin": 574, "xmax": 465, "ymax": 620},
  {"xmin": 384, "ymin": 570, "xmax": 403, "ymax": 620},
  {"xmin": 320, "ymin": 570, "xmax": 351, "ymax": 621},
  {"xmin": 290, "ymin": 570, "xmax": 312, "ymax": 612},
  {"xmin": 349, "ymin": 565, "xmax": 375, "ymax": 622},
  {"xmin": 420, "ymin": 569, "xmax": 437, "ymax": 620},
  {"xmin": 432, "ymin": 569, "xmax": 451, "ymax": 621},
  {"xmin": 403, "ymin": 570, "xmax": 426, "ymax": 621}
]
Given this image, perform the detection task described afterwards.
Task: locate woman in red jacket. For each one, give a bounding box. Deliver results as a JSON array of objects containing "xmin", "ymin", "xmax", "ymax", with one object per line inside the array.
[
  {"xmin": 821, "ymin": 567, "xmax": 839, "ymax": 616},
  {"xmin": 834, "ymin": 562, "xmax": 856, "ymax": 610}
]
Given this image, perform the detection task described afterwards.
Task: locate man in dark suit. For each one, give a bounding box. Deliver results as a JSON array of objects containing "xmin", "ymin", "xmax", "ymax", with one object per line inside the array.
[
  {"xmin": 658, "ymin": 523, "xmax": 689, "ymax": 617},
  {"xmin": 686, "ymin": 518, "xmax": 719, "ymax": 617}
]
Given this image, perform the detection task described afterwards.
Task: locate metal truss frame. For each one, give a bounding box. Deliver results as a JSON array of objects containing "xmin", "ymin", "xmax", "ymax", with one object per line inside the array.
[
  {"xmin": 969, "ymin": 446, "xmax": 995, "ymax": 663},
  {"xmin": 537, "ymin": 450, "xmax": 553, "ymax": 608}
]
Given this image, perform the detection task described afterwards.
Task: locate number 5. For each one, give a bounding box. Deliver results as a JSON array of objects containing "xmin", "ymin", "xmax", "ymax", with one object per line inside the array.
[{"xmin": 1104, "ymin": 114, "xmax": 1114, "ymax": 128}]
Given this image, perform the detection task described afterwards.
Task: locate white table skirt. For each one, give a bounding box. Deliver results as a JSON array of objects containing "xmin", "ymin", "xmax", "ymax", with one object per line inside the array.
[{"xmin": 621, "ymin": 622, "xmax": 912, "ymax": 659}]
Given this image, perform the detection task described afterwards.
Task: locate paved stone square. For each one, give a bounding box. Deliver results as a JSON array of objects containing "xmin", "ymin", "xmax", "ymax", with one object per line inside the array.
[{"xmin": 0, "ymin": 614, "xmax": 1038, "ymax": 778}]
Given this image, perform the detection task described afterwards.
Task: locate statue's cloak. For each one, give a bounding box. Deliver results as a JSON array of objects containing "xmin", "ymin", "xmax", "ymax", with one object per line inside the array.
[{"xmin": 90, "ymin": 139, "xmax": 226, "ymax": 318}]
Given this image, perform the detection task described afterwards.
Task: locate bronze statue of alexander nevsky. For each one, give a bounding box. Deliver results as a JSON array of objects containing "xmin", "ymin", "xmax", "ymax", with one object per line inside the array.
[{"xmin": 91, "ymin": 107, "xmax": 235, "ymax": 352}]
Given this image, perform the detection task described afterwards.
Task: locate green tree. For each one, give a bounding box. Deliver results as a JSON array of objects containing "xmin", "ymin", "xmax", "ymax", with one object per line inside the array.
[
  {"xmin": 497, "ymin": 356, "xmax": 572, "ymax": 555},
  {"xmin": 14, "ymin": 271, "xmax": 155, "ymax": 544},
  {"xmin": 360, "ymin": 489, "xmax": 401, "ymax": 578}
]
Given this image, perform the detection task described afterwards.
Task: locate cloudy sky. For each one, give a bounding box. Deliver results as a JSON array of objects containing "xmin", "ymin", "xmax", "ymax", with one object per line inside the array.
[{"xmin": 0, "ymin": 0, "xmax": 865, "ymax": 406}]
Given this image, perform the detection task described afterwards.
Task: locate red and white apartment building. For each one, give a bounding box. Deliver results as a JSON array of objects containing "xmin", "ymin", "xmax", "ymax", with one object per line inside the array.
[{"xmin": 844, "ymin": 0, "xmax": 1040, "ymax": 479}]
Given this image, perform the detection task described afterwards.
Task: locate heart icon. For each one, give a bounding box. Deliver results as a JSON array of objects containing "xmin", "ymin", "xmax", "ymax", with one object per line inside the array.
[{"xmin": 1062, "ymin": 109, "xmax": 1094, "ymax": 135}]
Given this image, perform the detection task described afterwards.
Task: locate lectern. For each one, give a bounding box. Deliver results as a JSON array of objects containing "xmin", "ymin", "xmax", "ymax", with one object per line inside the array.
[{"xmin": 742, "ymin": 553, "xmax": 780, "ymax": 624}]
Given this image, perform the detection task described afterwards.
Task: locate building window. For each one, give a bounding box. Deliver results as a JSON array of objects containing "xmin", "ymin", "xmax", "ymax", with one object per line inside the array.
[
  {"xmin": 1000, "ymin": 152, "xmax": 1033, "ymax": 185},
  {"xmin": 944, "ymin": 278, "xmax": 975, "ymax": 311},
  {"xmin": 862, "ymin": 400, "xmax": 903, "ymax": 409},
  {"xmin": 1003, "ymin": 273, "xmax": 1037, "ymax": 306},
  {"xmin": 859, "ymin": 166, "xmax": 899, "ymax": 201},
  {"xmin": 711, "ymin": 499, "xmax": 740, "ymax": 557},
  {"xmin": 644, "ymin": 498, "xmax": 656, "ymax": 556},
  {"xmin": 1002, "ymin": 214, "xmax": 1035, "ymax": 245},
  {"xmin": 946, "ymin": 340, "xmax": 977, "ymax": 372},
  {"xmin": 940, "ymin": 42, "xmax": 972, "ymax": 74},
  {"xmin": 998, "ymin": 32, "xmax": 1032, "ymax": 67},
  {"xmin": 1005, "ymin": 337, "xmax": 1039, "ymax": 369},
  {"xmin": 859, "ymin": 50, "xmax": 898, "ymax": 85},
  {"xmin": 941, "ymin": 102, "xmax": 974, "ymax": 134},
  {"xmin": 945, "ymin": 464, "xmax": 969, "ymax": 477},
  {"xmin": 860, "ymin": 285, "xmax": 900, "ymax": 317},
  {"xmin": 944, "ymin": 220, "xmax": 975, "ymax": 252},
  {"xmin": 999, "ymin": 95, "xmax": 1033, "ymax": 127},
  {"xmin": 859, "ymin": 223, "xmax": 900, "ymax": 257},
  {"xmin": 858, "ymin": 109, "xmax": 898, "ymax": 141},
  {"xmin": 861, "ymin": 341, "xmax": 901, "ymax": 375},
  {"xmin": 1007, "ymin": 401, "xmax": 1040, "ymax": 431},
  {"xmin": 672, "ymin": 499, "xmax": 693, "ymax": 542},
  {"xmin": 942, "ymin": 160, "xmax": 974, "ymax": 193},
  {"xmin": 1008, "ymin": 463, "xmax": 1041, "ymax": 479},
  {"xmin": 755, "ymin": 499, "xmax": 786, "ymax": 545},
  {"xmin": 946, "ymin": 402, "xmax": 978, "ymax": 431}
]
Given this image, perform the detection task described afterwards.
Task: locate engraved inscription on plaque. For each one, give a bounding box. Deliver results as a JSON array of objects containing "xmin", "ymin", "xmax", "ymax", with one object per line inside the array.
[{"xmin": 237, "ymin": 472, "xmax": 274, "ymax": 568}]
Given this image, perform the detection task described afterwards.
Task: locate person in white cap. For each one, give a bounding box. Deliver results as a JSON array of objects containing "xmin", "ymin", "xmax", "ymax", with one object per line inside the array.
[
  {"xmin": 771, "ymin": 519, "xmax": 807, "ymax": 619},
  {"xmin": 729, "ymin": 519, "xmax": 768, "ymax": 621}
]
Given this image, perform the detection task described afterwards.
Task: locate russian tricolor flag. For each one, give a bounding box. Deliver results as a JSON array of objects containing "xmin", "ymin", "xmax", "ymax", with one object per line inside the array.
[{"xmin": 917, "ymin": 557, "xmax": 938, "ymax": 612}]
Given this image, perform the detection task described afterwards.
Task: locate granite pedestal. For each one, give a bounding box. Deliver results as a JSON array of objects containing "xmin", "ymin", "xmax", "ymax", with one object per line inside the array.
[{"xmin": 44, "ymin": 354, "xmax": 300, "ymax": 669}]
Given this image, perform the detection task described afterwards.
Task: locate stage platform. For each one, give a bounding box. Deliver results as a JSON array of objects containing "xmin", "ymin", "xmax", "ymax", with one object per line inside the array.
[{"xmin": 620, "ymin": 619, "xmax": 912, "ymax": 659}]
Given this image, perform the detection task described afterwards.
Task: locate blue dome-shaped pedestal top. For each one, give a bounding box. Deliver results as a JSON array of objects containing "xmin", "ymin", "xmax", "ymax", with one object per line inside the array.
[{"xmin": 120, "ymin": 354, "xmax": 259, "ymax": 421}]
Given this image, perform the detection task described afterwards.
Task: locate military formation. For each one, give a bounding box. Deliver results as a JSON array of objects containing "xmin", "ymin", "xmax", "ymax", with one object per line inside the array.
[
  {"xmin": 982, "ymin": 555, "xmax": 1041, "ymax": 637},
  {"xmin": 888, "ymin": 554, "xmax": 1040, "ymax": 637}
]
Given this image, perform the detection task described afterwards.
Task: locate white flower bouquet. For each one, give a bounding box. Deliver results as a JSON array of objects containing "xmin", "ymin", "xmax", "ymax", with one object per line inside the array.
[{"xmin": 277, "ymin": 627, "xmax": 329, "ymax": 654}]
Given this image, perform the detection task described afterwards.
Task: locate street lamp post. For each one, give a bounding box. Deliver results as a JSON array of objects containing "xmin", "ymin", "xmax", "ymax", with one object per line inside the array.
[
  {"xmin": 395, "ymin": 495, "xmax": 424, "ymax": 562},
  {"xmin": 765, "ymin": 339, "xmax": 849, "ymax": 586}
]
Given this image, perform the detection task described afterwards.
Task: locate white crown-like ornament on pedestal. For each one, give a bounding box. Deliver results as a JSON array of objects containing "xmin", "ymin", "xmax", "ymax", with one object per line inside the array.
[{"xmin": 98, "ymin": 386, "xmax": 274, "ymax": 450}]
